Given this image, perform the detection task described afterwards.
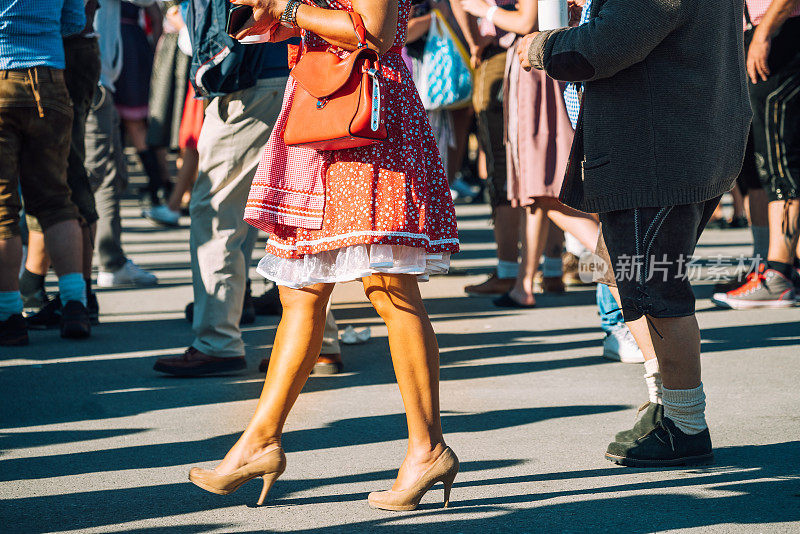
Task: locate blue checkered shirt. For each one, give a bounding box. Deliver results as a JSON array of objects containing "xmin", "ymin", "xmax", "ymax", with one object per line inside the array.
[
  {"xmin": 563, "ymin": 0, "xmax": 592, "ymax": 128},
  {"xmin": 0, "ymin": 0, "xmax": 86, "ymax": 70}
]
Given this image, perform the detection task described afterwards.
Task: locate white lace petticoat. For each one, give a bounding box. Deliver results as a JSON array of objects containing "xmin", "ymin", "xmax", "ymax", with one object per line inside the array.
[{"xmin": 257, "ymin": 244, "xmax": 451, "ymax": 289}]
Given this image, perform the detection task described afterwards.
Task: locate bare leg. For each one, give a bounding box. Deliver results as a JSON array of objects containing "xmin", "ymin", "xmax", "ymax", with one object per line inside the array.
[
  {"xmin": 25, "ymin": 230, "xmax": 50, "ymax": 276},
  {"xmin": 494, "ymin": 205, "xmax": 522, "ymax": 263},
  {"xmin": 82, "ymin": 223, "xmax": 95, "ymax": 280},
  {"xmin": 709, "ymin": 202, "xmax": 724, "ymax": 223},
  {"xmin": 0, "ymin": 236, "xmax": 23, "ymax": 291},
  {"xmin": 448, "ymin": 107, "xmax": 473, "ymax": 183},
  {"xmin": 731, "ymin": 185, "xmax": 745, "ymax": 219},
  {"xmin": 607, "ymin": 285, "xmax": 657, "ymax": 360},
  {"xmin": 26, "ymin": 223, "xmax": 93, "ymax": 280},
  {"xmin": 510, "ymin": 206, "xmax": 548, "ymax": 306},
  {"xmin": 167, "ymin": 147, "xmax": 198, "ymax": 212},
  {"xmin": 214, "ymin": 283, "xmax": 334, "ymax": 475},
  {"xmin": 362, "ymin": 273, "xmax": 447, "ymax": 491},
  {"xmin": 766, "ymin": 199, "xmax": 800, "ymax": 264},
  {"xmin": 537, "ymin": 198, "xmax": 600, "ymax": 252},
  {"xmin": 43, "ymin": 219, "xmax": 82, "ymax": 276},
  {"xmin": 123, "ymin": 119, "xmax": 149, "ymax": 152},
  {"xmin": 646, "ymin": 315, "xmax": 701, "ymax": 390}
]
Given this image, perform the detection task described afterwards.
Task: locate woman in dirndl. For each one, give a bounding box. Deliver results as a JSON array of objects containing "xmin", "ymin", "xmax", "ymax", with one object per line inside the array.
[{"xmin": 188, "ymin": 0, "xmax": 461, "ymax": 512}]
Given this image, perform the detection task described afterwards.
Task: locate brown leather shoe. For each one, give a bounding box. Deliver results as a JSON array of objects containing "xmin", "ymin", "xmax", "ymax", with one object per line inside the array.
[
  {"xmin": 154, "ymin": 347, "xmax": 246, "ymax": 376},
  {"xmin": 464, "ymin": 273, "xmax": 515, "ymax": 296},
  {"xmin": 313, "ymin": 353, "xmax": 343, "ymax": 375}
]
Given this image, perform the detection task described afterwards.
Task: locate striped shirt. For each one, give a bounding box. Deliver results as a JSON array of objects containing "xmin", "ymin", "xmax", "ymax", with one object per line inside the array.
[
  {"xmin": 563, "ymin": 0, "xmax": 593, "ymax": 128},
  {"xmin": 0, "ymin": 0, "xmax": 86, "ymax": 70},
  {"xmin": 746, "ymin": 0, "xmax": 800, "ymax": 26}
]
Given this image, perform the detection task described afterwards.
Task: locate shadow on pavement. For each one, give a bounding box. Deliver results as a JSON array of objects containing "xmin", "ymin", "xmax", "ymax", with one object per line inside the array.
[
  {"xmin": 0, "ymin": 406, "xmax": 624, "ymax": 482},
  {"xmin": 4, "ymin": 442, "xmax": 797, "ymax": 532}
]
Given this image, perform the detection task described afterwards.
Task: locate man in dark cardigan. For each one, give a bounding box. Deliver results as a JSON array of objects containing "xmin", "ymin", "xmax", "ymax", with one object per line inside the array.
[{"xmin": 519, "ymin": 0, "xmax": 752, "ymax": 466}]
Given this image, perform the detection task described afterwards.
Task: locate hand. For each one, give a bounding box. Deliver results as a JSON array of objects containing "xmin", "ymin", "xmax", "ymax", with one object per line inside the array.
[
  {"xmin": 469, "ymin": 34, "xmax": 493, "ymax": 68},
  {"xmin": 517, "ymin": 32, "xmax": 538, "ymax": 71},
  {"xmin": 461, "ymin": 0, "xmax": 490, "ymax": 19},
  {"xmin": 83, "ymin": 0, "xmax": 99, "ymax": 34},
  {"xmin": 165, "ymin": 5, "xmax": 185, "ymax": 33},
  {"xmin": 568, "ymin": 0, "xmax": 585, "ymax": 27},
  {"xmin": 746, "ymin": 33, "xmax": 771, "ymax": 84},
  {"xmin": 269, "ymin": 25, "xmax": 302, "ymax": 42},
  {"xmin": 231, "ymin": 0, "xmax": 288, "ymax": 24}
]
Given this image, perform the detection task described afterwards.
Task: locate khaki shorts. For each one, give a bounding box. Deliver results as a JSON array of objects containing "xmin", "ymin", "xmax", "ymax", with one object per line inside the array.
[
  {"xmin": 27, "ymin": 37, "xmax": 101, "ymax": 233},
  {"xmin": 0, "ymin": 67, "xmax": 78, "ymax": 239}
]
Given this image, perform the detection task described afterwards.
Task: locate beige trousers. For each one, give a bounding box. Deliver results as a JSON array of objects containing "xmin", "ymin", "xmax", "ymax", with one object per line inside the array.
[{"xmin": 190, "ymin": 77, "xmax": 287, "ymax": 357}]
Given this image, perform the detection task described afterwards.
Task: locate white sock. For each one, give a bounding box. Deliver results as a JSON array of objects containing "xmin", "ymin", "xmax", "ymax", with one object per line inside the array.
[
  {"xmin": 497, "ymin": 260, "xmax": 519, "ymax": 280},
  {"xmin": 541, "ymin": 256, "xmax": 563, "ymax": 277},
  {"xmin": 643, "ymin": 358, "xmax": 662, "ymax": 405},
  {"xmin": 662, "ymin": 384, "xmax": 708, "ymax": 435},
  {"xmin": 751, "ymin": 225, "xmax": 769, "ymax": 263}
]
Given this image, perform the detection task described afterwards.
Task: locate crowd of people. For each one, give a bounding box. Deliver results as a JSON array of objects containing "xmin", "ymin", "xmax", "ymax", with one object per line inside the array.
[{"xmin": 1, "ymin": 0, "xmax": 798, "ymax": 514}]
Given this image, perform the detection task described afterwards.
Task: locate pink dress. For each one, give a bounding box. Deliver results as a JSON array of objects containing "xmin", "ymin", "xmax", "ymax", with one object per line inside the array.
[
  {"xmin": 504, "ymin": 42, "xmax": 574, "ymax": 206},
  {"xmin": 248, "ymin": 0, "xmax": 459, "ymax": 288}
]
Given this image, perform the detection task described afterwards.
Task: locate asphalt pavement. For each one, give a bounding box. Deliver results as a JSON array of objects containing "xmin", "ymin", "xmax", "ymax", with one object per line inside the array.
[{"xmin": 1, "ymin": 194, "xmax": 799, "ymax": 533}]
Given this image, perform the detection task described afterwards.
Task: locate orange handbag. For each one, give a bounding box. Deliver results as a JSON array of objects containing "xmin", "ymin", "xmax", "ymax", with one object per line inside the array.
[{"xmin": 282, "ymin": 12, "xmax": 387, "ymax": 150}]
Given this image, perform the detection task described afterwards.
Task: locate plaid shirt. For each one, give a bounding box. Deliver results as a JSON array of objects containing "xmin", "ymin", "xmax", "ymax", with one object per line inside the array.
[
  {"xmin": 746, "ymin": 0, "xmax": 800, "ymax": 26},
  {"xmin": 563, "ymin": 0, "xmax": 593, "ymax": 129}
]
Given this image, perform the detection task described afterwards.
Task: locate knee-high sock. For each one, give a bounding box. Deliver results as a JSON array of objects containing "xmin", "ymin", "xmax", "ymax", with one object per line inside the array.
[
  {"xmin": 644, "ymin": 358, "xmax": 662, "ymax": 405},
  {"xmin": 662, "ymin": 384, "xmax": 707, "ymax": 435}
]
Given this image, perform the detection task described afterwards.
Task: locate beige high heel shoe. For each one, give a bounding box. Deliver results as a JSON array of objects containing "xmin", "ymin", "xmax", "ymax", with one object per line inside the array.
[
  {"xmin": 189, "ymin": 447, "xmax": 286, "ymax": 506},
  {"xmin": 368, "ymin": 447, "xmax": 459, "ymax": 511}
]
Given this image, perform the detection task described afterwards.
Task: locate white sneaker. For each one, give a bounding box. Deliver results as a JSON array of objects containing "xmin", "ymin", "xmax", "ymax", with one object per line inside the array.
[
  {"xmin": 143, "ymin": 204, "xmax": 181, "ymax": 227},
  {"xmin": 602, "ymin": 326, "xmax": 645, "ymax": 364},
  {"xmin": 97, "ymin": 260, "xmax": 158, "ymax": 288}
]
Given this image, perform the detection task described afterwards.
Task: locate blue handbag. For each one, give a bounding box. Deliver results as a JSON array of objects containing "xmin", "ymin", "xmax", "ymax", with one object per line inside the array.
[{"xmin": 418, "ymin": 10, "xmax": 473, "ymax": 111}]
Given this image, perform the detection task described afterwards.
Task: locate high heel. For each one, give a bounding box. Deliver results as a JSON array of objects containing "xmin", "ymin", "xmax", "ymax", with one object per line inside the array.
[
  {"xmin": 189, "ymin": 447, "xmax": 286, "ymax": 505},
  {"xmin": 368, "ymin": 447, "xmax": 459, "ymax": 512},
  {"xmin": 442, "ymin": 469, "xmax": 457, "ymax": 508},
  {"xmin": 257, "ymin": 471, "xmax": 282, "ymax": 506}
]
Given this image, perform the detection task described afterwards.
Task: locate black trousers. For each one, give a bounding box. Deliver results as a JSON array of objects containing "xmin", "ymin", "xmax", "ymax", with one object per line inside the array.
[{"xmin": 747, "ymin": 17, "xmax": 800, "ymax": 201}]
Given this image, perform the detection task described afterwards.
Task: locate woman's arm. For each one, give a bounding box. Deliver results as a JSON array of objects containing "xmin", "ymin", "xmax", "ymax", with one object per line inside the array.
[
  {"xmin": 406, "ymin": 13, "xmax": 432, "ymax": 44},
  {"xmin": 461, "ymin": 0, "xmax": 538, "ymax": 36},
  {"xmin": 450, "ymin": 0, "xmax": 491, "ymax": 67},
  {"xmin": 231, "ymin": 0, "xmax": 399, "ymax": 53}
]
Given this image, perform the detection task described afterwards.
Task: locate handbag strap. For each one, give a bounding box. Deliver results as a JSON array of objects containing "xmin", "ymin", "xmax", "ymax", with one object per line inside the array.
[
  {"xmin": 349, "ymin": 12, "xmax": 368, "ymax": 48},
  {"xmin": 743, "ymin": 1, "xmax": 754, "ymax": 29}
]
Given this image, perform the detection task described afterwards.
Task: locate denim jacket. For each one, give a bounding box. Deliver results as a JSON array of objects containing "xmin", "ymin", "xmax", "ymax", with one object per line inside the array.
[{"xmin": 187, "ymin": 0, "xmax": 289, "ymax": 99}]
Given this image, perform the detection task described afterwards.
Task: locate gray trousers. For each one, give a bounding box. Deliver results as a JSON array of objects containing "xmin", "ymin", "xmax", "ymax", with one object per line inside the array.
[
  {"xmin": 84, "ymin": 86, "xmax": 128, "ymax": 272},
  {"xmin": 190, "ymin": 77, "xmax": 287, "ymax": 357}
]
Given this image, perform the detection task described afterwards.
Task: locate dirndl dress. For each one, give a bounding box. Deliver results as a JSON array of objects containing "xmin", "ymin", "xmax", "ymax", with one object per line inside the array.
[{"xmin": 245, "ymin": 0, "xmax": 460, "ymax": 289}]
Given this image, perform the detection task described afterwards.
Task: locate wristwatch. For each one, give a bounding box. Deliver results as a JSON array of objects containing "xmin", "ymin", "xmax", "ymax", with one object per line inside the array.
[{"xmin": 280, "ymin": 0, "xmax": 302, "ymax": 29}]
